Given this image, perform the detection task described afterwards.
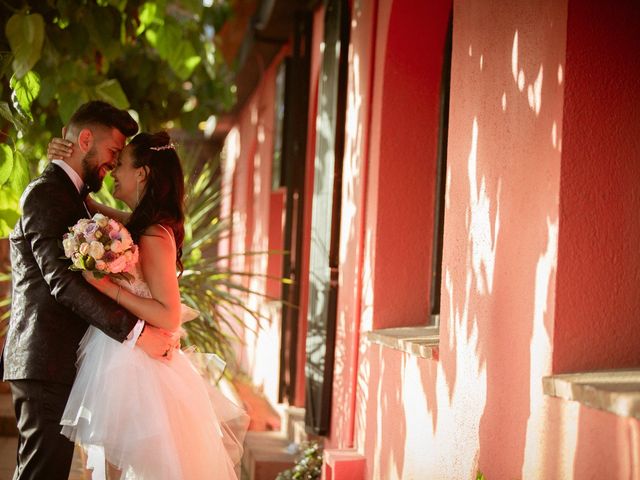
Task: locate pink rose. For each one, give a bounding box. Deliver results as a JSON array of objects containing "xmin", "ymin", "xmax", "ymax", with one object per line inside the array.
[{"xmin": 107, "ymin": 255, "xmax": 127, "ymax": 273}]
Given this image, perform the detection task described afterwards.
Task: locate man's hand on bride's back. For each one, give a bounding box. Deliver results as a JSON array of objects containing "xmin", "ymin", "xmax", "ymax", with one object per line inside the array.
[
  {"xmin": 137, "ymin": 324, "xmax": 180, "ymax": 360},
  {"xmin": 47, "ymin": 137, "xmax": 73, "ymax": 160}
]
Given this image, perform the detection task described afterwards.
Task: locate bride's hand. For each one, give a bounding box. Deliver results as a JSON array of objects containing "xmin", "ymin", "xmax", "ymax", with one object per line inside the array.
[
  {"xmin": 82, "ymin": 271, "xmax": 113, "ymax": 295},
  {"xmin": 47, "ymin": 137, "xmax": 73, "ymax": 160}
]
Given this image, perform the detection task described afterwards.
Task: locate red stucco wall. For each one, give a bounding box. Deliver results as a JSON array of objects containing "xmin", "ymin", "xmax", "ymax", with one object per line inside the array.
[
  {"xmin": 553, "ymin": 0, "xmax": 640, "ymax": 373},
  {"xmin": 365, "ymin": 0, "xmax": 451, "ymax": 330},
  {"xmin": 224, "ymin": 47, "xmax": 290, "ymax": 405},
  {"xmin": 223, "ymin": 0, "xmax": 640, "ymax": 478},
  {"xmin": 351, "ymin": 0, "xmax": 640, "ymax": 478}
]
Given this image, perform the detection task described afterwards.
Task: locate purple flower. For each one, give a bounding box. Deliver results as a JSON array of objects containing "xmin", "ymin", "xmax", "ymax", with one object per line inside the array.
[{"xmin": 84, "ymin": 223, "xmax": 99, "ymax": 236}]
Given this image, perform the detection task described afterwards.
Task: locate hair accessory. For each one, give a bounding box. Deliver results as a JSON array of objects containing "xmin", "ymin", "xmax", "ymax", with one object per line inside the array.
[{"xmin": 150, "ymin": 143, "xmax": 175, "ymax": 151}]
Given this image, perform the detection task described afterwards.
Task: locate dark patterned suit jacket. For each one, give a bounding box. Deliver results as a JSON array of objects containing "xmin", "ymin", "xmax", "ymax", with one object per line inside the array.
[{"xmin": 1, "ymin": 162, "xmax": 138, "ymax": 385}]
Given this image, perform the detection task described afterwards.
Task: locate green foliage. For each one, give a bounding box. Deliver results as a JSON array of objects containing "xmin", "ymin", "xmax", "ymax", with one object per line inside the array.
[
  {"xmin": 275, "ymin": 443, "xmax": 323, "ymax": 480},
  {"xmin": 477, "ymin": 471, "xmax": 487, "ymax": 480},
  {"xmin": 5, "ymin": 12, "xmax": 44, "ymax": 78},
  {"xmin": 0, "ymin": 0, "xmax": 235, "ymax": 236}
]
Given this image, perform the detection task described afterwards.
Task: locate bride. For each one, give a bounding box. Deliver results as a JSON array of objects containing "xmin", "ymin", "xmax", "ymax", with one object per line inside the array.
[{"xmin": 48, "ymin": 132, "xmax": 247, "ymax": 479}]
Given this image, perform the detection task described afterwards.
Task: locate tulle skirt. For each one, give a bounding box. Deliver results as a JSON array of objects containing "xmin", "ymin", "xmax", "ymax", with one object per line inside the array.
[{"xmin": 60, "ymin": 326, "xmax": 248, "ymax": 480}]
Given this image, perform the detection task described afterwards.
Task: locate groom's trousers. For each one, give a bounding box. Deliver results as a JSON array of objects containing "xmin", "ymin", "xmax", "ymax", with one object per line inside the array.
[{"xmin": 10, "ymin": 380, "xmax": 75, "ymax": 480}]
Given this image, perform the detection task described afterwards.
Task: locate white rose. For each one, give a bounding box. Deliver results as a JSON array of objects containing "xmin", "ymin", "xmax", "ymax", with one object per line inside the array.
[
  {"xmin": 62, "ymin": 237, "xmax": 77, "ymax": 257},
  {"xmin": 73, "ymin": 219, "xmax": 89, "ymax": 235},
  {"xmin": 79, "ymin": 242, "xmax": 89, "ymax": 255},
  {"xmin": 93, "ymin": 213, "xmax": 109, "ymax": 228},
  {"xmin": 88, "ymin": 241, "xmax": 105, "ymax": 260},
  {"xmin": 110, "ymin": 240, "xmax": 124, "ymax": 254}
]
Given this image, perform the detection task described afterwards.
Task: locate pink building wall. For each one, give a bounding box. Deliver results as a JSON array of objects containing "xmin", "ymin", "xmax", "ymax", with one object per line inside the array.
[
  {"xmin": 222, "ymin": 47, "xmax": 290, "ymax": 405},
  {"xmin": 222, "ymin": 0, "xmax": 640, "ymax": 478},
  {"xmin": 348, "ymin": 0, "xmax": 640, "ymax": 478},
  {"xmin": 553, "ymin": 0, "xmax": 640, "ymax": 373},
  {"xmin": 327, "ymin": 0, "xmax": 377, "ymax": 449}
]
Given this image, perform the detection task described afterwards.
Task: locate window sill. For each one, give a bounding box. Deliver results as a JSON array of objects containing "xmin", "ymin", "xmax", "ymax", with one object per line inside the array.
[
  {"xmin": 365, "ymin": 326, "xmax": 439, "ymax": 359},
  {"xmin": 543, "ymin": 369, "xmax": 640, "ymax": 420}
]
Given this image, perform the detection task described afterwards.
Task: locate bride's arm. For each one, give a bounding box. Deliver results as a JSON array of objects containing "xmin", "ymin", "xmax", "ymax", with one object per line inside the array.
[
  {"xmin": 83, "ymin": 226, "xmax": 182, "ymax": 331},
  {"xmin": 85, "ymin": 197, "xmax": 131, "ymax": 223}
]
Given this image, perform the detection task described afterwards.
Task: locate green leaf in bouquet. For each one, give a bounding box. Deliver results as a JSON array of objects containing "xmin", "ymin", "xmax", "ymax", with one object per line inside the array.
[
  {"xmin": 85, "ymin": 257, "xmax": 96, "ymax": 270},
  {"xmin": 109, "ymin": 271, "xmax": 134, "ymax": 284}
]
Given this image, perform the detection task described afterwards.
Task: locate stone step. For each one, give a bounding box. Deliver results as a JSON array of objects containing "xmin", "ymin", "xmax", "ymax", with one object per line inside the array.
[
  {"xmin": 242, "ymin": 431, "xmax": 297, "ymax": 480},
  {"xmin": 278, "ymin": 405, "xmax": 306, "ymax": 444},
  {"xmin": 232, "ymin": 379, "xmax": 281, "ymax": 432}
]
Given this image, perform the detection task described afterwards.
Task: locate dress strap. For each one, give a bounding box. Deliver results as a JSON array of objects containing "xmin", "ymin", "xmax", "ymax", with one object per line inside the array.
[
  {"xmin": 156, "ymin": 224, "xmax": 176, "ymax": 253},
  {"xmin": 157, "ymin": 223, "xmax": 173, "ymax": 239}
]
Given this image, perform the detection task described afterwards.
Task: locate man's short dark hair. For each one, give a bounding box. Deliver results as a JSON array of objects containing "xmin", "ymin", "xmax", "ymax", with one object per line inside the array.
[{"xmin": 68, "ymin": 100, "xmax": 138, "ymax": 137}]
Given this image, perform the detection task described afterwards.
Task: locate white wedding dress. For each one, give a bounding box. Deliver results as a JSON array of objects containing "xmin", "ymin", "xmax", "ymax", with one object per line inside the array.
[{"xmin": 60, "ymin": 259, "xmax": 248, "ymax": 479}]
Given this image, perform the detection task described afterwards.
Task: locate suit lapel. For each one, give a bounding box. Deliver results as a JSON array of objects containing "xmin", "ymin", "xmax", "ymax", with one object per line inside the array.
[{"xmin": 45, "ymin": 163, "xmax": 91, "ymax": 218}]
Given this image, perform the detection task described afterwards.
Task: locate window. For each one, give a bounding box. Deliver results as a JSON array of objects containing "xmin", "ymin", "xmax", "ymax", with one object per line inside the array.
[
  {"xmin": 429, "ymin": 14, "xmax": 453, "ymax": 326},
  {"xmin": 271, "ymin": 63, "xmax": 286, "ymax": 190},
  {"xmin": 304, "ymin": 0, "xmax": 350, "ymax": 435}
]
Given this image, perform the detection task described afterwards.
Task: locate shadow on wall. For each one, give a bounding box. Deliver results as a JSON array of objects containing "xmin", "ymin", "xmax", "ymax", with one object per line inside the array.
[
  {"xmin": 354, "ymin": 0, "xmax": 570, "ymax": 478},
  {"xmin": 454, "ymin": 2, "xmax": 564, "ymax": 477}
]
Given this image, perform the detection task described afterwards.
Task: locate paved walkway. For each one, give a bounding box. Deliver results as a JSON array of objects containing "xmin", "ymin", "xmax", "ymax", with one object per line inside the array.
[{"xmin": 0, "ymin": 390, "xmax": 90, "ymax": 479}]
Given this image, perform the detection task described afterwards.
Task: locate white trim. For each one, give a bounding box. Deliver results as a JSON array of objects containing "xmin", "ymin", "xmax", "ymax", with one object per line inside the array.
[
  {"xmin": 366, "ymin": 326, "xmax": 439, "ymax": 359},
  {"xmin": 543, "ymin": 369, "xmax": 640, "ymax": 420}
]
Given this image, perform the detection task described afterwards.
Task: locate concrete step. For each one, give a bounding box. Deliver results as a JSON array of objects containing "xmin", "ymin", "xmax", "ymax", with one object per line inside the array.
[
  {"xmin": 278, "ymin": 405, "xmax": 306, "ymax": 444},
  {"xmin": 242, "ymin": 431, "xmax": 297, "ymax": 480},
  {"xmin": 232, "ymin": 379, "xmax": 281, "ymax": 432}
]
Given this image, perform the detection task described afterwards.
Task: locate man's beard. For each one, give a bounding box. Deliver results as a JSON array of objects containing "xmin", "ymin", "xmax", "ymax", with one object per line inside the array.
[{"xmin": 81, "ymin": 147, "xmax": 103, "ymax": 193}]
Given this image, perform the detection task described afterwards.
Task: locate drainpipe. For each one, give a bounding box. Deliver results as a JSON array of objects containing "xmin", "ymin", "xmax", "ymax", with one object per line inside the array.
[
  {"xmin": 254, "ymin": 0, "xmax": 277, "ymax": 30},
  {"xmin": 235, "ymin": 0, "xmax": 283, "ymax": 71}
]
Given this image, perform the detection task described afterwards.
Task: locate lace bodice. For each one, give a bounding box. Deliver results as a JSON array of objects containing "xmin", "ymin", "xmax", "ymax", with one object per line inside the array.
[{"xmin": 115, "ymin": 263, "xmax": 152, "ymax": 299}]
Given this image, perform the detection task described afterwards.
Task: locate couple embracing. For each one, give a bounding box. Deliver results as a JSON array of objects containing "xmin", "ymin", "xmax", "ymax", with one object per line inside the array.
[{"xmin": 1, "ymin": 101, "xmax": 246, "ymax": 479}]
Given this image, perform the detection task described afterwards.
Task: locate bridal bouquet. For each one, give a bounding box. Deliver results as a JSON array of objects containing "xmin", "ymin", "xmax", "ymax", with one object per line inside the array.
[{"xmin": 62, "ymin": 213, "xmax": 138, "ymax": 281}]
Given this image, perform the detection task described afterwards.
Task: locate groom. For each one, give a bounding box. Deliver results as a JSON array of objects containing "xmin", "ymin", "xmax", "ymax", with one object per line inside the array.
[{"xmin": 1, "ymin": 101, "xmax": 177, "ymax": 479}]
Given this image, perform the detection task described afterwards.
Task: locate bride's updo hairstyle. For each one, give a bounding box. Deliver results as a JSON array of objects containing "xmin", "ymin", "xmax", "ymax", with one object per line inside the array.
[{"xmin": 126, "ymin": 131, "xmax": 185, "ymax": 274}]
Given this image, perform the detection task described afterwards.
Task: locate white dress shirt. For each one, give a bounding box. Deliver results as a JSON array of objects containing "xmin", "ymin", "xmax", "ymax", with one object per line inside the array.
[{"xmin": 52, "ymin": 159, "xmax": 144, "ymax": 346}]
